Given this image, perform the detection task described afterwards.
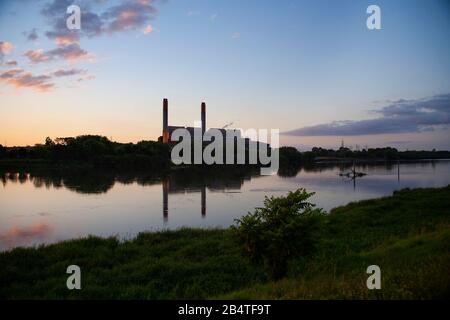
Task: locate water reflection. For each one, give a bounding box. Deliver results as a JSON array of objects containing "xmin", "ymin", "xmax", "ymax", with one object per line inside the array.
[
  {"xmin": 163, "ymin": 181, "xmax": 206, "ymax": 221},
  {"xmin": 1, "ymin": 161, "xmax": 449, "ymax": 251},
  {"xmin": 1, "ymin": 166, "xmax": 261, "ymax": 224},
  {"xmin": 160, "ymin": 168, "xmax": 257, "ymax": 221},
  {"xmin": 0, "ymin": 223, "xmax": 53, "ymax": 249}
]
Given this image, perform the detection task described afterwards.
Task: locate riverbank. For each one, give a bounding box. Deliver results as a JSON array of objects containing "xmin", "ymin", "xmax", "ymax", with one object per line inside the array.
[{"xmin": 1, "ymin": 186, "xmax": 449, "ymax": 299}]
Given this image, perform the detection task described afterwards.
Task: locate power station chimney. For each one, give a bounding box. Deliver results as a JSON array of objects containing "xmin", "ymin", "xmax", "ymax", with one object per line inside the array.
[
  {"xmin": 201, "ymin": 102, "xmax": 206, "ymax": 135},
  {"xmin": 163, "ymin": 98, "xmax": 169, "ymax": 143}
]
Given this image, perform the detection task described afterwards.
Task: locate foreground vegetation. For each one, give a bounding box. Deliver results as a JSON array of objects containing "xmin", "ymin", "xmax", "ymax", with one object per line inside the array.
[{"xmin": 1, "ymin": 186, "xmax": 449, "ymax": 299}]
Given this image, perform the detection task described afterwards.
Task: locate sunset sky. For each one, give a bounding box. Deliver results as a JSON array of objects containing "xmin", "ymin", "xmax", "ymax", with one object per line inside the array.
[{"xmin": 0, "ymin": 0, "xmax": 449, "ymax": 150}]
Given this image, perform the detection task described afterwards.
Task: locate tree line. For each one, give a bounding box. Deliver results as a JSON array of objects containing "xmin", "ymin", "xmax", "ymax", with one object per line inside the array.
[
  {"xmin": 0, "ymin": 135, "xmax": 170, "ymax": 170},
  {"xmin": 279, "ymin": 146, "xmax": 450, "ymax": 168},
  {"xmin": 1, "ymin": 136, "xmax": 449, "ymax": 170}
]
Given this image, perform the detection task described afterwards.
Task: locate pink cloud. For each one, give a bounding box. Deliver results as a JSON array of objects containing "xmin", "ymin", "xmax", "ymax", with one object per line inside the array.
[
  {"xmin": 24, "ymin": 49, "xmax": 52, "ymax": 63},
  {"xmin": 0, "ymin": 41, "xmax": 13, "ymax": 54},
  {"xmin": 0, "ymin": 41, "xmax": 14, "ymax": 63},
  {"xmin": 0, "ymin": 69, "xmax": 24, "ymax": 79},
  {"xmin": 0, "ymin": 69, "xmax": 54, "ymax": 92},
  {"xmin": 54, "ymin": 33, "xmax": 80, "ymax": 46},
  {"xmin": 24, "ymin": 44, "xmax": 94, "ymax": 64},
  {"xmin": 143, "ymin": 24, "xmax": 153, "ymax": 34},
  {"xmin": 0, "ymin": 67, "xmax": 93, "ymax": 92},
  {"xmin": 102, "ymin": 0, "xmax": 157, "ymax": 33}
]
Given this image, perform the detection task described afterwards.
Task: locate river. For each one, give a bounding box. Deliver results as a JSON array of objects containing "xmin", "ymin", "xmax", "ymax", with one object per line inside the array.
[{"xmin": 1, "ymin": 160, "xmax": 449, "ymax": 251}]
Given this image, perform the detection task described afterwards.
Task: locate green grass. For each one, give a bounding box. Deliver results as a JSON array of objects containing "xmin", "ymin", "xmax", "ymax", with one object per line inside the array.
[{"xmin": 1, "ymin": 186, "xmax": 449, "ymax": 299}]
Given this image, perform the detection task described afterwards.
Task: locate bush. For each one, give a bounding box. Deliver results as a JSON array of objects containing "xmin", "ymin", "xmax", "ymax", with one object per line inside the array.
[{"xmin": 232, "ymin": 189, "xmax": 325, "ymax": 279}]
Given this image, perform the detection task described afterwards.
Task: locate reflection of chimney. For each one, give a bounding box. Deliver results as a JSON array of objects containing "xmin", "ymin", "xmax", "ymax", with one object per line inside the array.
[
  {"xmin": 201, "ymin": 186, "xmax": 206, "ymax": 218},
  {"xmin": 201, "ymin": 102, "xmax": 206, "ymax": 135},
  {"xmin": 163, "ymin": 179, "xmax": 169, "ymax": 222},
  {"xmin": 163, "ymin": 98, "xmax": 169, "ymax": 143}
]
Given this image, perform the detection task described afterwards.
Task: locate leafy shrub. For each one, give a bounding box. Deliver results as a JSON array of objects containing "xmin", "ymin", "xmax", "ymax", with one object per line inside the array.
[{"xmin": 232, "ymin": 189, "xmax": 325, "ymax": 279}]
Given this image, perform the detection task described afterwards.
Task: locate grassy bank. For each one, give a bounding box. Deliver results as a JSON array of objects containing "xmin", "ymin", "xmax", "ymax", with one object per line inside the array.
[{"xmin": 1, "ymin": 186, "xmax": 449, "ymax": 299}]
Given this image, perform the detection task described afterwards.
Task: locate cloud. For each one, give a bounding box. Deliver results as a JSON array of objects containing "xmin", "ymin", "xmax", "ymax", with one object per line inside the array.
[
  {"xmin": 0, "ymin": 69, "xmax": 24, "ymax": 79},
  {"xmin": 40, "ymin": 0, "xmax": 101, "ymax": 66},
  {"xmin": 4, "ymin": 60, "xmax": 18, "ymax": 66},
  {"xmin": 0, "ymin": 65, "xmax": 94, "ymax": 92},
  {"xmin": 52, "ymin": 68, "xmax": 86, "ymax": 77},
  {"xmin": 23, "ymin": 28, "xmax": 39, "ymax": 41},
  {"xmin": 42, "ymin": 0, "xmax": 101, "ymax": 44},
  {"xmin": 0, "ymin": 41, "xmax": 14, "ymax": 63},
  {"xmin": 35, "ymin": 0, "xmax": 159, "ymax": 66},
  {"xmin": 231, "ymin": 32, "xmax": 240, "ymax": 39},
  {"xmin": 24, "ymin": 49, "xmax": 52, "ymax": 63},
  {"xmin": 43, "ymin": 9, "xmax": 99, "ymax": 44},
  {"xmin": 102, "ymin": 0, "xmax": 157, "ymax": 33},
  {"xmin": 41, "ymin": 0, "xmax": 73, "ymax": 18},
  {"xmin": 283, "ymin": 94, "xmax": 450, "ymax": 136},
  {"xmin": 143, "ymin": 24, "xmax": 153, "ymax": 34},
  {"xmin": 0, "ymin": 41, "xmax": 13, "ymax": 54},
  {"xmin": 10, "ymin": 0, "xmax": 162, "ymax": 94},
  {"xmin": 45, "ymin": 28, "xmax": 80, "ymax": 46},
  {"xmin": 80, "ymin": 11, "xmax": 104, "ymax": 36},
  {"xmin": 47, "ymin": 43, "xmax": 92, "ymax": 62},
  {"xmin": 209, "ymin": 13, "xmax": 218, "ymax": 21},
  {"xmin": 77, "ymin": 74, "xmax": 96, "ymax": 82},
  {"xmin": 0, "ymin": 68, "xmax": 54, "ymax": 92},
  {"xmin": 24, "ymin": 44, "xmax": 93, "ymax": 63},
  {"xmin": 42, "ymin": 0, "xmax": 158, "ymax": 38}
]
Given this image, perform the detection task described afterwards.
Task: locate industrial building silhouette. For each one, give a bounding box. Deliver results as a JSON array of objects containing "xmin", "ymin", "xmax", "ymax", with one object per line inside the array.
[
  {"xmin": 158, "ymin": 98, "xmax": 243, "ymax": 144},
  {"xmin": 158, "ymin": 98, "xmax": 270, "ymax": 164}
]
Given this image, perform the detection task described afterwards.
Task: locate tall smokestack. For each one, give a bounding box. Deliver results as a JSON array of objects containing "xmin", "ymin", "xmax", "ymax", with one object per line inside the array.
[
  {"xmin": 201, "ymin": 102, "xmax": 206, "ymax": 135},
  {"xmin": 163, "ymin": 98, "xmax": 169, "ymax": 143}
]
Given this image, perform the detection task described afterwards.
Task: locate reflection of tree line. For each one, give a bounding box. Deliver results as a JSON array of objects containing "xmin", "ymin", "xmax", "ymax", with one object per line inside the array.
[
  {"xmin": 278, "ymin": 160, "xmax": 439, "ymax": 177},
  {"xmin": 1, "ymin": 166, "xmax": 263, "ymax": 222},
  {"xmin": 1, "ymin": 161, "xmax": 440, "ymax": 193},
  {"xmin": 1, "ymin": 170, "xmax": 154, "ymax": 194},
  {"xmin": 2, "ymin": 161, "xmax": 443, "ymax": 223},
  {"xmin": 0, "ymin": 166, "xmax": 262, "ymax": 195}
]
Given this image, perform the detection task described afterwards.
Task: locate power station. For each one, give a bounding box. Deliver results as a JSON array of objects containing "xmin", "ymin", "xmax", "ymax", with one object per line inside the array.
[
  {"xmin": 158, "ymin": 98, "xmax": 273, "ymax": 172},
  {"xmin": 159, "ymin": 98, "xmax": 241, "ymax": 144}
]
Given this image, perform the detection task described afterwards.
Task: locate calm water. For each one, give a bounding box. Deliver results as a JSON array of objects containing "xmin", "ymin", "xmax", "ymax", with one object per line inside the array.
[{"xmin": 1, "ymin": 161, "xmax": 450, "ymax": 251}]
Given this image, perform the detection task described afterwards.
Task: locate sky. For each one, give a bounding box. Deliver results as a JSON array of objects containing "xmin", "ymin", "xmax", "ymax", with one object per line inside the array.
[{"xmin": 0, "ymin": 0, "xmax": 449, "ymax": 150}]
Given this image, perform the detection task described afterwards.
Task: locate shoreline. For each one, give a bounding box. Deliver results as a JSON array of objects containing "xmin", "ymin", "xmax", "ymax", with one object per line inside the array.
[
  {"xmin": 1, "ymin": 182, "xmax": 449, "ymax": 253},
  {"xmin": 1, "ymin": 185, "xmax": 449, "ymax": 299},
  {"xmin": 1, "ymin": 157, "xmax": 450, "ymax": 170}
]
